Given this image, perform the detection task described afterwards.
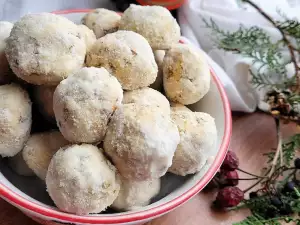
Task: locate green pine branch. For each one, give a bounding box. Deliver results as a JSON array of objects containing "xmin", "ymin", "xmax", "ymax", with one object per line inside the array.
[
  {"xmin": 203, "ymin": 18, "xmax": 289, "ymax": 89},
  {"xmin": 233, "ymin": 213, "xmax": 297, "ymax": 225},
  {"xmin": 277, "ymin": 20, "xmax": 300, "ymax": 40},
  {"xmin": 249, "ymin": 70, "xmax": 288, "ymax": 89}
]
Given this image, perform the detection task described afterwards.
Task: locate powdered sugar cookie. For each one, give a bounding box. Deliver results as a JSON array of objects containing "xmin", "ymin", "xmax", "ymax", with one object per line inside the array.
[{"xmin": 6, "ymin": 13, "xmax": 86, "ymax": 85}]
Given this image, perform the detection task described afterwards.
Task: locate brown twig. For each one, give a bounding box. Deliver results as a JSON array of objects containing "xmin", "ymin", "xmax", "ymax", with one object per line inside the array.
[
  {"xmin": 242, "ymin": 0, "xmax": 300, "ymax": 92},
  {"xmin": 243, "ymin": 174, "xmax": 268, "ymax": 193},
  {"xmin": 230, "ymin": 178, "xmax": 259, "ymax": 181},
  {"xmin": 296, "ymin": 73, "xmax": 300, "ymax": 93},
  {"xmin": 237, "ymin": 168, "xmax": 267, "ymax": 178}
]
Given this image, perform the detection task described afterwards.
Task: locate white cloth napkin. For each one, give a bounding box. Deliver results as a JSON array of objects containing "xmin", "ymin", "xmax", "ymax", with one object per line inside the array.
[{"xmin": 178, "ymin": 0, "xmax": 300, "ymax": 112}]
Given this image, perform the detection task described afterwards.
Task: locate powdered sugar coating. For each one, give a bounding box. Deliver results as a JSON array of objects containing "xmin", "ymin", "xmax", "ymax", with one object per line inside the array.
[
  {"xmin": 23, "ymin": 131, "xmax": 69, "ymax": 180},
  {"xmin": 112, "ymin": 178, "xmax": 160, "ymax": 211},
  {"xmin": 170, "ymin": 102, "xmax": 191, "ymax": 112},
  {"xmin": 104, "ymin": 104, "xmax": 180, "ymax": 181},
  {"xmin": 123, "ymin": 87, "xmax": 170, "ymax": 114},
  {"xmin": 0, "ymin": 84, "xmax": 31, "ymax": 157},
  {"xmin": 53, "ymin": 67, "xmax": 123, "ymax": 143},
  {"xmin": 0, "ymin": 21, "xmax": 14, "ymax": 85},
  {"xmin": 46, "ymin": 144, "xmax": 120, "ymax": 215},
  {"xmin": 169, "ymin": 111, "xmax": 217, "ymax": 176},
  {"xmin": 33, "ymin": 85, "xmax": 56, "ymax": 123},
  {"xmin": 81, "ymin": 8, "xmax": 121, "ymax": 38},
  {"xmin": 163, "ymin": 44, "xmax": 210, "ymax": 105},
  {"xmin": 119, "ymin": 4, "xmax": 180, "ymax": 50},
  {"xmin": 8, "ymin": 151, "xmax": 34, "ymax": 176},
  {"xmin": 5, "ymin": 13, "xmax": 86, "ymax": 85},
  {"xmin": 150, "ymin": 50, "xmax": 165, "ymax": 91},
  {"xmin": 86, "ymin": 30, "xmax": 158, "ymax": 90},
  {"xmin": 77, "ymin": 25, "xmax": 96, "ymax": 51}
]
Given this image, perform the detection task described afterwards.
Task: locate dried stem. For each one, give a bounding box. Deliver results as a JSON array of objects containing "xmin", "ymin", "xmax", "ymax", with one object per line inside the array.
[
  {"xmin": 237, "ymin": 168, "xmax": 267, "ymax": 178},
  {"xmin": 293, "ymin": 169, "xmax": 297, "ymax": 181},
  {"xmin": 242, "ymin": 0, "xmax": 300, "ymax": 92},
  {"xmin": 230, "ymin": 178, "xmax": 259, "ymax": 181},
  {"xmin": 280, "ymin": 140, "xmax": 283, "ymax": 167},
  {"xmin": 296, "ymin": 72, "xmax": 300, "ymax": 93},
  {"xmin": 243, "ymin": 176, "xmax": 266, "ymax": 193},
  {"xmin": 268, "ymin": 118, "xmax": 282, "ymax": 177}
]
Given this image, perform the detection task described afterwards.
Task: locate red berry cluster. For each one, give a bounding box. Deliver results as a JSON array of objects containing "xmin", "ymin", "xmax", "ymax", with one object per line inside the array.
[{"xmin": 205, "ymin": 151, "xmax": 244, "ymax": 208}]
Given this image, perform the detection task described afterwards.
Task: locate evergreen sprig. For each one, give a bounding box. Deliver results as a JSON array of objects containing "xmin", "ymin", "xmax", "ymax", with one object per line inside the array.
[
  {"xmin": 277, "ymin": 20, "xmax": 300, "ymax": 42},
  {"xmin": 232, "ymin": 188, "xmax": 300, "ymax": 224},
  {"xmin": 203, "ymin": 18, "xmax": 289, "ymax": 89},
  {"xmin": 233, "ymin": 213, "xmax": 297, "ymax": 225}
]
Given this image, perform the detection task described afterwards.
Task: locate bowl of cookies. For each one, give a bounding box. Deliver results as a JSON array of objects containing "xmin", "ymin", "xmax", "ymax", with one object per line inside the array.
[{"xmin": 0, "ymin": 4, "xmax": 231, "ymax": 225}]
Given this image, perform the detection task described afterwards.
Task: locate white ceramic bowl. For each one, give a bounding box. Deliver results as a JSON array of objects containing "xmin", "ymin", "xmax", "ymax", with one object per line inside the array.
[{"xmin": 0, "ymin": 10, "xmax": 232, "ymax": 225}]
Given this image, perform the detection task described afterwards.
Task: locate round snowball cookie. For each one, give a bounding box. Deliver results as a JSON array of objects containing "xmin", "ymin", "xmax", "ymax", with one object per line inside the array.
[
  {"xmin": 81, "ymin": 8, "xmax": 121, "ymax": 39},
  {"xmin": 8, "ymin": 151, "xmax": 34, "ymax": 176},
  {"xmin": 0, "ymin": 21, "xmax": 14, "ymax": 85},
  {"xmin": 170, "ymin": 102, "xmax": 191, "ymax": 113},
  {"xmin": 119, "ymin": 4, "xmax": 180, "ymax": 50},
  {"xmin": 163, "ymin": 44, "xmax": 210, "ymax": 105},
  {"xmin": 23, "ymin": 131, "xmax": 69, "ymax": 180},
  {"xmin": 77, "ymin": 25, "xmax": 96, "ymax": 51},
  {"xmin": 112, "ymin": 178, "xmax": 160, "ymax": 211},
  {"xmin": 33, "ymin": 85, "xmax": 56, "ymax": 123},
  {"xmin": 168, "ymin": 111, "xmax": 217, "ymax": 176},
  {"xmin": 0, "ymin": 84, "xmax": 32, "ymax": 157},
  {"xmin": 5, "ymin": 13, "xmax": 86, "ymax": 85},
  {"xmin": 46, "ymin": 144, "xmax": 120, "ymax": 215},
  {"xmin": 53, "ymin": 67, "xmax": 123, "ymax": 143},
  {"xmin": 104, "ymin": 104, "xmax": 180, "ymax": 181},
  {"xmin": 150, "ymin": 50, "xmax": 165, "ymax": 91},
  {"xmin": 86, "ymin": 30, "xmax": 158, "ymax": 90},
  {"xmin": 123, "ymin": 87, "xmax": 170, "ymax": 114}
]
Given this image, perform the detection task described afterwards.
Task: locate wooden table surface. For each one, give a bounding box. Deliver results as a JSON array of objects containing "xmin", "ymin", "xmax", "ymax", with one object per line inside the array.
[{"xmin": 0, "ymin": 112, "xmax": 298, "ymax": 225}]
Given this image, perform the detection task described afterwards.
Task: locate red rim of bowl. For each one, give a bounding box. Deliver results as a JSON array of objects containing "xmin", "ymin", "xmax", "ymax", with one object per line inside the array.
[
  {"xmin": 0, "ymin": 9, "xmax": 232, "ymax": 224},
  {"xmin": 135, "ymin": 0, "xmax": 185, "ymax": 10}
]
